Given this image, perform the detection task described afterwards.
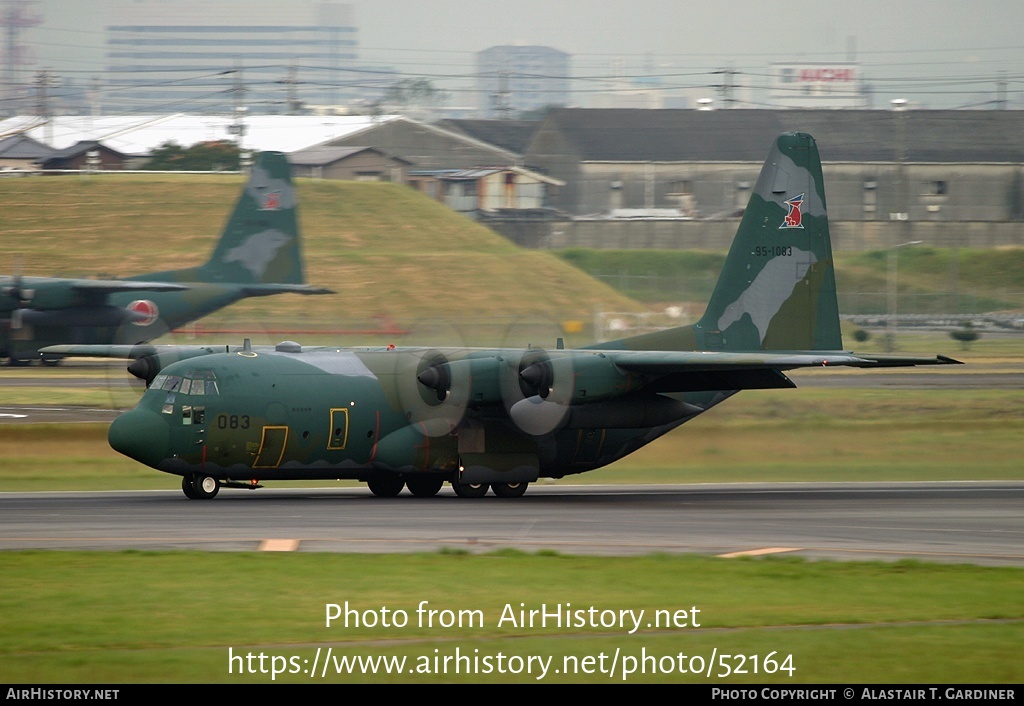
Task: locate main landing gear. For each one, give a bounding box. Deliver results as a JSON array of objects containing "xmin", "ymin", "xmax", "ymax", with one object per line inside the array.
[
  {"xmin": 367, "ymin": 476, "xmax": 405, "ymax": 498},
  {"xmin": 451, "ymin": 481, "xmax": 530, "ymax": 498},
  {"xmin": 176, "ymin": 474, "xmax": 531, "ymax": 499},
  {"xmin": 490, "ymin": 482, "xmax": 529, "ymax": 498},
  {"xmin": 364, "ymin": 477, "xmax": 532, "ymax": 498},
  {"xmin": 366, "ymin": 476, "xmax": 447, "ymax": 497}
]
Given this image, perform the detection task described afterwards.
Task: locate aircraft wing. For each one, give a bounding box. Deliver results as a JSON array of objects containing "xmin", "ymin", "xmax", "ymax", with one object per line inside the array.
[
  {"xmin": 606, "ymin": 350, "xmax": 960, "ymax": 373},
  {"xmin": 237, "ymin": 284, "xmax": 335, "ymax": 296},
  {"xmin": 40, "ymin": 343, "xmax": 230, "ymax": 384},
  {"xmin": 67, "ymin": 279, "xmax": 190, "ymax": 294},
  {"xmin": 39, "ymin": 344, "xmax": 199, "ymax": 359},
  {"xmin": 599, "ymin": 349, "xmax": 961, "ymax": 393}
]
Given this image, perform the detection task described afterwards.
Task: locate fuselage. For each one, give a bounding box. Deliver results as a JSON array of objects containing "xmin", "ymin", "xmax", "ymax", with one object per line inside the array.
[
  {"xmin": 2, "ymin": 284, "xmax": 251, "ymax": 361},
  {"xmin": 108, "ymin": 343, "xmax": 719, "ymax": 486}
]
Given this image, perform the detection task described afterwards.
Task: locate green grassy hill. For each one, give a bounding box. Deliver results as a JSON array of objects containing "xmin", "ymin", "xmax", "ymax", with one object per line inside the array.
[{"xmin": 0, "ymin": 175, "xmax": 644, "ymax": 347}]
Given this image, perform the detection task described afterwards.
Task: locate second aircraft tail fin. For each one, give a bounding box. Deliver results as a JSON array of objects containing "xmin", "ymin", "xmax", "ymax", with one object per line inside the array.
[
  {"xmin": 130, "ymin": 151, "xmax": 311, "ymax": 287},
  {"xmin": 196, "ymin": 151, "xmax": 307, "ymax": 285}
]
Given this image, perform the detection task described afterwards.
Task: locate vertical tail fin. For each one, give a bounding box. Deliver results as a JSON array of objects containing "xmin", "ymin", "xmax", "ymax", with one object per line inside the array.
[
  {"xmin": 696, "ymin": 132, "xmax": 840, "ymax": 351},
  {"xmin": 598, "ymin": 132, "xmax": 841, "ymax": 353},
  {"xmin": 196, "ymin": 151, "xmax": 307, "ymax": 285}
]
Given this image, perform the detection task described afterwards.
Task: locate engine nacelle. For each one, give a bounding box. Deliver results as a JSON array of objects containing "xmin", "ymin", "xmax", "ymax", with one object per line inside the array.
[{"xmin": 522, "ymin": 350, "xmax": 641, "ymax": 405}]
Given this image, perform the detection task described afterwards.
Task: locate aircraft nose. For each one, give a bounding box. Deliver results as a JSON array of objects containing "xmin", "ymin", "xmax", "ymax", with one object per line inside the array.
[{"xmin": 109, "ymin": 408, "xmax": 169, "ymax": 468}]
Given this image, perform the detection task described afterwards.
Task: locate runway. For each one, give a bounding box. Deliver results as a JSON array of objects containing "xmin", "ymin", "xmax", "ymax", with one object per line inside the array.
[{"xmin": 1, "ymin": 482, "xmax": 1021, "ymax": 566}]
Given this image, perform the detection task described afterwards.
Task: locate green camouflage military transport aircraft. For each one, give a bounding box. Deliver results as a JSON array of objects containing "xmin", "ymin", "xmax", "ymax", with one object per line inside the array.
[
  {"xmin": 2, "ymin": 152, "xmax": 330, "ymax": 365},
  {"xmin": 46, "ymin": 133, "xmax": 960, "ymax": 500}
]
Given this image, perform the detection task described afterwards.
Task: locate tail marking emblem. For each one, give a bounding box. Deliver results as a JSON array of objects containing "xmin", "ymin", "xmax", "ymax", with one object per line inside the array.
[
  {"xmin": 260, "ymin": 192, "xmax": 282, "ymax": 211},
  {"xmin": 780, "ymin": 193, "xmax": 805, "ymax": 229}
]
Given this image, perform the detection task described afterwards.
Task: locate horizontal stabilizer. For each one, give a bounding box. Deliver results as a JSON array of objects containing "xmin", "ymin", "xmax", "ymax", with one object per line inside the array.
[{"xmin": 238, "ymin": 284, "xmax": 334, "ymax": 297}]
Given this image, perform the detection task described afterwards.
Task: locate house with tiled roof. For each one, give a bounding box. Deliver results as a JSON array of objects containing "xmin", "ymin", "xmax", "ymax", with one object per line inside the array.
[
  {"xmin": 0, "ymin": 134, "xmax": 55, "ymax": 171},
  {"xmin": 35, "ymin": 141, "xmax": 130, "ymax": 171}
]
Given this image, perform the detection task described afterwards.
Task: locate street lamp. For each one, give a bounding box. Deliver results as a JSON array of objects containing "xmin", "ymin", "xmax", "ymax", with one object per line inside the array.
[{"xmin": 886, "ymin": 240, "xmax": 923, "ymax": 351}]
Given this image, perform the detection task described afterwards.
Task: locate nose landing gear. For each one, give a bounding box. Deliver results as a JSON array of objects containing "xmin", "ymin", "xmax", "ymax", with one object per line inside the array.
[{"xmin": 182, "ymin": 473, "xmax": 220, "ymax": 499}]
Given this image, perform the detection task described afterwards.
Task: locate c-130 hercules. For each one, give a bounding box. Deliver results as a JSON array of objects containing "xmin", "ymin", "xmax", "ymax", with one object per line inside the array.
[
  {"xmin": 2, "ymin": 152, "xmax": 331, "ymax": 365},
  {"xmin": 48, "ymin": 133, "xmax": 959, "ymax": 499}
]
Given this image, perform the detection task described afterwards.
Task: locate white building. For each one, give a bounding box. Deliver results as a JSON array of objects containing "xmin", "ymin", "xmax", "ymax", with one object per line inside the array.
[
  {"xmin": 476, "ymin": 45, "xmax": 571, "ymax": 117},
  {"xmin": 770, "ymin": 63, "xmax": 867, "ymax": 109}
]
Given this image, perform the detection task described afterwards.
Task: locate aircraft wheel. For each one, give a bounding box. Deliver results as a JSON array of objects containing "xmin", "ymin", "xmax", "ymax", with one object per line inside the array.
[
  {"xmin": 41, "ymin": 357, "xmax": 62, "ymax": 367},
  {"xmin": 406, "ymin": 477, "xmax": 444, "ymax": 498},
  {"xmin": 181, "ymin": 475, "xmax": 200, "ymax": 499},
  {"xmin": 194, "ymin": 474, "xmax": 220, "ymax": 499},
  {"xmin": 451, "ymin": 481, "xmax": 489, "ymax": 498},
  {"xmin": 491, "ymin": 482, "xmax": 529, "ymax": 498},
  {"xmin": 367, "ymin": 476, "xmax": 404, "ymax": 497}
]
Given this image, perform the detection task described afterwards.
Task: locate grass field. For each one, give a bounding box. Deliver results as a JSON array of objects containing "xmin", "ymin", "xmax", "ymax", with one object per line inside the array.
[{"xmin": 0, "ymin": 551, "xmax": 1021, "ymax": 683}]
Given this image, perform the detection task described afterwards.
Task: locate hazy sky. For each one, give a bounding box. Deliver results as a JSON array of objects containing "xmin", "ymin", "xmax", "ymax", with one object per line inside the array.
[{"xmin": 23, "ymin": 0, "xmax": 1024, "ymax": 109}]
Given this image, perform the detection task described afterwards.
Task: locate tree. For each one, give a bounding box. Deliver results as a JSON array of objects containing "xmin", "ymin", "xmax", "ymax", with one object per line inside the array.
[
  {"xmin": 381, "ymin": 79, "xmax": 446, "ymax": 120},
  {"xmin": 143, "ymin": 140, "xmax": 242, "ymax": 171},
  {"xmin": 949, "ymin": 322, "xmax": 981, "ymax": 350}
]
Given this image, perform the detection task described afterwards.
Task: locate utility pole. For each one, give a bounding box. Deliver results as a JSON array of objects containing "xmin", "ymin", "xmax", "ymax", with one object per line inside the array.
[
  {"xmin": 88, "ymin": 77, "xmax": 101, "ymax": 118},
  {"xmin": 228, "ymin": 63, "xmax": 248, "ymax": 164},
  {"xmin": 492, "ymin": 70, "xmax": 511, "ymax": 119},
  {"xmin": 34, "ymin": 67, "xmax": 56, "ymax": 144},
  {"xmin": 1, "ymin": 0, "xmax": 42, "ymax": 117},
  {"xmin": 713, "ymin": 67, "xmax": 735, "ymax": 107},
  {"xmin": 285, "ymin": 64, "xmax": 301, "ymax": 115}
]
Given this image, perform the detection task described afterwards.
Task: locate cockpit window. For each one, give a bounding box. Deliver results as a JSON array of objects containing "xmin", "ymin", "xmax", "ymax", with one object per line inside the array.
[
  {"xmin": 150, "ymin": 370, "xmax": 219, "ymax": 396},
  {"xmin": 162, "ymin": 376, "xmax": 184, "ymax": 392}
]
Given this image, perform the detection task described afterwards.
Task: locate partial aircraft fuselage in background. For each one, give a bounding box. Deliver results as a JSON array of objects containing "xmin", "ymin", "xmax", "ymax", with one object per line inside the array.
[
  {"xmin": 48, "ymin": 133, "xmax": 960, "ymax": 500},
  {"xmin": 2, "ymin": 152, "xmax": 330, "ymax": 365}
]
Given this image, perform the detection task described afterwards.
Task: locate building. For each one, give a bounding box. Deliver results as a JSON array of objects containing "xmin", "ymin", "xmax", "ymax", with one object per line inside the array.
[
  {"xmin": 103, "ymin": 0, "xmax": 364, "ymax": 113},
  {"xmin": 0, "ymin": 113, "xmax": 401, "ymax": 159},
  {"xmin": 413, "ymin": 166, "xmax": 564, "ymax": 218},
  {"xmin": 35, "ymin": 140, "xmax": 128, "ymax": 171},
  {"xmin": 476, "ymin": 45, "xmax": 571, "ymax": 117},
  {"xmin": 523, "ymin": 108, "xmax": 1024, "ymax": 222},
  {"xmin": 435, "ymin": 118, "xmax": 542, "ymax": 156},
  {"xmin": 0, "ymin": 133, "xmax": 53, "ymax": 170},
  {"xmin": 288, "ymin": 146, "xmax": 410, "ymax": 182},
  {"xmin": 770, "ymin": 63, "xmax": 867, "ymax": 109}
]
